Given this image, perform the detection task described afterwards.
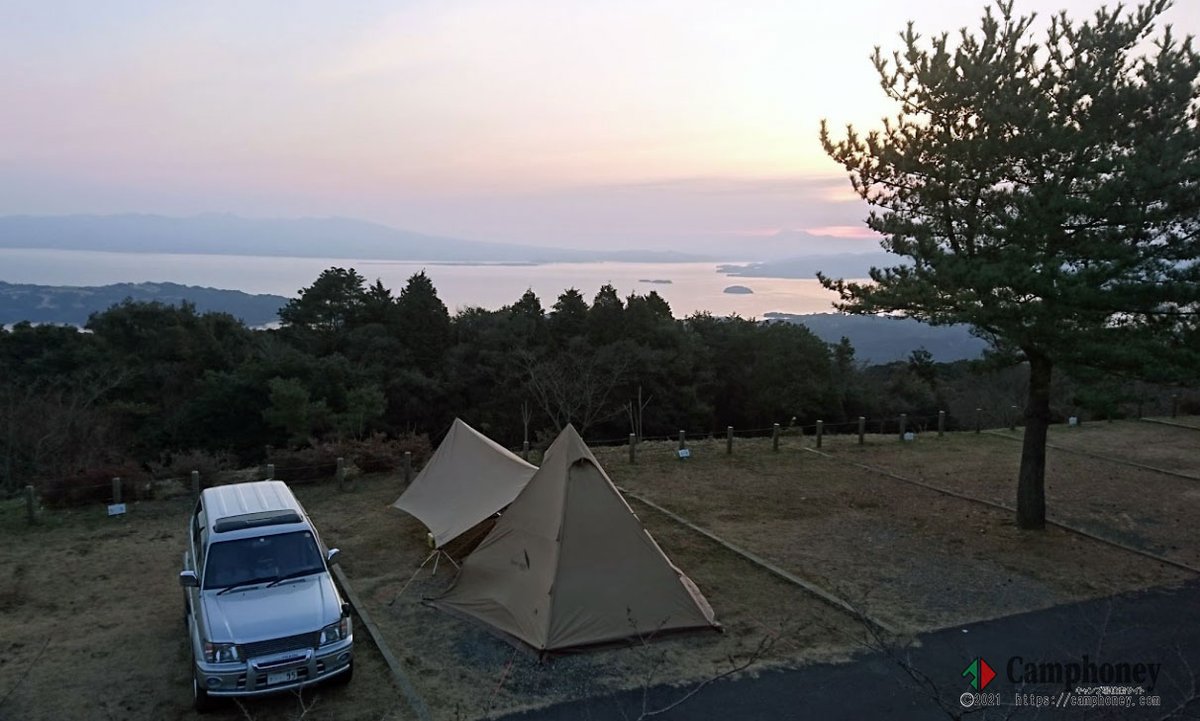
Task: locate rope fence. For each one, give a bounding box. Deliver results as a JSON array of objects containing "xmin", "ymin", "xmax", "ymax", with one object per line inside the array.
[{"xmin": 11, "ymin": 402, "xmax": 1183, "ymax": 526}]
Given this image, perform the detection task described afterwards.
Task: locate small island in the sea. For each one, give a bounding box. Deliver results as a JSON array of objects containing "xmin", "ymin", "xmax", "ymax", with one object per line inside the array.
[
  {"xmin": 723, "ymin": 285, "xmax": 754, "ymax": 295},
  {"xmin": 637, "ymin": 278, "xmax": 673, "ymax": 284}
]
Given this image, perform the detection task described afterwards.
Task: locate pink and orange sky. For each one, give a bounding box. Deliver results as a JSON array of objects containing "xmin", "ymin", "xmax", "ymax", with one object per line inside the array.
[{"xmin": 2, "ymin": 0, "xmax": 1197, "ymax": 254}]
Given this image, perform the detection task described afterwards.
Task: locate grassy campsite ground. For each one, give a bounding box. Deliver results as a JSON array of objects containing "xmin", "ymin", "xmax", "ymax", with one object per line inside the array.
[{"xmin": 0, "ymin": 418, "xmax": 1197, "ymax": 721}]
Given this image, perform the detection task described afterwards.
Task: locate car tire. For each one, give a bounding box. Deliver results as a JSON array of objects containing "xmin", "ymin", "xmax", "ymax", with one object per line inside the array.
[
  {"xmin": 331, "ymin": 660, "xmax": 353, "ymax": 686},
  {"xmin": 193, "ymin": 675, "xmax": 216, "ymax": 713}
]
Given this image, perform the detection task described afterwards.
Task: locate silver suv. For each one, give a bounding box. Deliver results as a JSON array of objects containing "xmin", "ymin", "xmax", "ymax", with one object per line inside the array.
[{"xmin": 180, "ymin": 480, "xmax": 354, "ymax": 712}]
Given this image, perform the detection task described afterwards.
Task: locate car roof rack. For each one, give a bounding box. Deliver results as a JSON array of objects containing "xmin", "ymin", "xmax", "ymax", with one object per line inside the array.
[{"xmin": 213, "ymin": 510, "xmax": 302, "ymax": 533}]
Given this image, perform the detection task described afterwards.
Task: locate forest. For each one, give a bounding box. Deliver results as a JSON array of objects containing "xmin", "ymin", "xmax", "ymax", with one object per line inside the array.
[{"xmin": 0, "ymin": 267, "xmax": 1191, "ymax": 503}]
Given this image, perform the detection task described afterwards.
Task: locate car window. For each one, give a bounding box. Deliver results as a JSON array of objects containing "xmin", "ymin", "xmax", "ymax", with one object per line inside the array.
[
  {"xmin": 202, "ymin": 531, "xmax": 324, "ymax": 590},
  {"xmin": 191, "ymin": 501, "xmax": 205, "ymax": 570}
]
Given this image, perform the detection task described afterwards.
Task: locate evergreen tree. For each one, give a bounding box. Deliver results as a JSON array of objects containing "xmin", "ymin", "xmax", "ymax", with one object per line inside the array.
[
  {"xmin": 395, "ymin": 271, "xmax": 451, "ymax": 374},
  {"xmin": 548, "ymin": 288, "xmax": 589, "ymax": 342},
  {"xmin": 819, "ymin": 1, "xmax": 1200, "ymax": 528},
  {"xmin": 278, "ymin": 267, "xmax": 366, "ymax": 335},
  {"xmin": 508, "ymin": 288, "xmax": 548, "ymax": 346},
  {"xmin": 588, "ymin": 284, "xmax": 625, "ymax": 346}
]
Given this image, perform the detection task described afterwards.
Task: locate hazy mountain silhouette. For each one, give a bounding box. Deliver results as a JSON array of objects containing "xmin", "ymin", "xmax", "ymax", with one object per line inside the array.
[
  {"xmin": 753, "ymin": 229, "xmax": 880, "ymax": 257},
  {"xmin": 718, "ymin": 252, "xmax": 905, "ymax": 279},
  {"xmin": 0, "ymin": 213, "xmax": 709, "ymax": 263},
  {"xmin": 766, "ymin": 312, "xmax": 986, "ymax": 362},
  {"xmin": 0, "ymin": 280, "xmax": 287, "ymax": 327}
]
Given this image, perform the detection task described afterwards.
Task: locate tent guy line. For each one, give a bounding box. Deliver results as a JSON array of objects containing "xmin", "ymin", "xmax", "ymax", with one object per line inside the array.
[
  {"xmin": 330, "ymin": 565, "xmax": 433, "ymax": 721},
  {"xmin": 618, "ymin": 488, "xmax": 896, "ymax": 635}
]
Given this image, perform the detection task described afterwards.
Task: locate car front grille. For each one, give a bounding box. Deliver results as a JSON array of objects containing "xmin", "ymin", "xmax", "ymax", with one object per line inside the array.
[{"xmin": 242, "ymin": 632, "xmax": 319, "ymax": 658}]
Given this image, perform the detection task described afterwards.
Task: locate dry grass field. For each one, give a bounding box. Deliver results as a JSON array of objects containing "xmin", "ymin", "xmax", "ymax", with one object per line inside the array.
[
  {"xmin": 0, "ymin": 488, "xmax": 405, "ymax": 721},
  {"xmin": 593, "ymin": 430, "xmax": 1195, "ymax": 632},
  {"xmin": 0, "ymin": 418, "xmax": 1196, "ymax": 721}
]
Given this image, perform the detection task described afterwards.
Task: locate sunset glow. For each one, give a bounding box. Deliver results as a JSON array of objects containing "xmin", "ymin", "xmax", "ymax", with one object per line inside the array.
[{"xmin": 2, "ymin": 0, "xmax": 1197, "ymax": 253}]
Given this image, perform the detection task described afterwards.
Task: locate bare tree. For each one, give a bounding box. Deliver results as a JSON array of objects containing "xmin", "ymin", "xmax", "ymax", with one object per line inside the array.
[
  {"xmin": 0, "ymin": 368, "xmax": 127, "ymax": 493},
  {"xmin": 625, "ymin": 385, "xmax": 652, "ymax": 442},
  {"xmin": 519, "ymin": 344, "xmax": 629, "ymax": 435}
]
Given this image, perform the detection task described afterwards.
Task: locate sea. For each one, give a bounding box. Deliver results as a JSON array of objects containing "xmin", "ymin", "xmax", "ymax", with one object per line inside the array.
[{"xmin": 0, "ymin": 248, "xmax": 845, "ymax": 318}]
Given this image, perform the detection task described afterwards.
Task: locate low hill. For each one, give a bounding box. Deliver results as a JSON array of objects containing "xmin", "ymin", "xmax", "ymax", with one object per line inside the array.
[
  {"xmin": 0, "ymin": 280, "xmax": 287, "ymax": 327},
  {"xmin": 766, "ymin": 312, "xmax": 987, "ymax": 363}
]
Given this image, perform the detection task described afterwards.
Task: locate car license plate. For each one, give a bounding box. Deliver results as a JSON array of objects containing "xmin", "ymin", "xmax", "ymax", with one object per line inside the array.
[{"xmin": 267, "ymin": 669, "xmax": 299, "ymax": 685}]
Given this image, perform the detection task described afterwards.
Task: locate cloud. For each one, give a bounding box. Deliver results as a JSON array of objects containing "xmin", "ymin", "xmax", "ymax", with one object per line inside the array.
[{"xmin": 805, "ymin": 225, "xmax": 878, "ymax": 239}]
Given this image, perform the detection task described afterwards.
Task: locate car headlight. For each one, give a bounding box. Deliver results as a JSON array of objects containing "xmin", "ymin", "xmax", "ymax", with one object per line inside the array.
[
  {"xmin": 319, "ymin": 617, "xmax": 351, "ymax": 647},
  {"xmin": 203, "ymin": 641, "xmax": 242, "ymax": 663}
]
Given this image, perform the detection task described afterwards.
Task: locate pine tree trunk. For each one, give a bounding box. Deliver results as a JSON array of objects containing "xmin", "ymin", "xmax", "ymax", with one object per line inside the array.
[{"xmin": 1017, "ymin": 354, "xmax": 1052, "ymax": 529}]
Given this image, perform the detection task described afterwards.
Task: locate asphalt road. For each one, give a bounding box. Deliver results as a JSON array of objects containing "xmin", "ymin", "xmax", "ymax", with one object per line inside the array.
[{"xmin": 497, "ymin": 581, "xmax": 1200, "ymax": 721}]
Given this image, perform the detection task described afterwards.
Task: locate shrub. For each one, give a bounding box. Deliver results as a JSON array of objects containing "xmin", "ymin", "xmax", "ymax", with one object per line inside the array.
[
  {"xmin": 267, "ymin": 445, "xmax": 340, "ymax": 484},
  {"xmin": 263, "ymin": 431, "xmax": 434, "ymax": 484},
  {"xmin": 343, "ymin": 432, "xmax": 432, "ymax": 475},
  {"xmin": 147, "ymin": 449, "xmax": 239, "ymax": 488},
  {"xmin": 40, "ymin": 463, "xmax": 149, "ymax": 508}
]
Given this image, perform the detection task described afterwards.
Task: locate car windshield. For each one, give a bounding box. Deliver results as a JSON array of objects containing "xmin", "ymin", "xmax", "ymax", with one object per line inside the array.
[{"xmin": 203, "ymin": 530, "xmax": 324, "ymax": 590}]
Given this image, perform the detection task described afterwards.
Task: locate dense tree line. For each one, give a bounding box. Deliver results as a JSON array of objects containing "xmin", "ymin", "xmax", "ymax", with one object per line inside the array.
[{"xmin": 0, "ymin": 267, "xmax": 1192, "ymax": 497}]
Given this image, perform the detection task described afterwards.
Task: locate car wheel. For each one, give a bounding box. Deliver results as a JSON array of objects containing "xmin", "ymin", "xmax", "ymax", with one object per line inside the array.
[{"xmin": 193, "ymin": 675, "xmax": 215, "ymax": 713}]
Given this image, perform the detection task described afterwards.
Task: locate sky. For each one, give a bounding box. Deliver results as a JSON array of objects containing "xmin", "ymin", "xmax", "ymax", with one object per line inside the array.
[{"xmin": 1, "ymin": 0, "xmax": 1198, "ymax": 254}]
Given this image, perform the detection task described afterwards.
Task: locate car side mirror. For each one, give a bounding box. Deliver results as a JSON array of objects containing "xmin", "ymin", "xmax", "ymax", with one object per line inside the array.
[
  {"xmin": 326, "ymin": 548, "xmax": 341, "ymax": 566},
  {"xmin": 179, "ymin": 570, "xmax": 199, "ymax": 588}
]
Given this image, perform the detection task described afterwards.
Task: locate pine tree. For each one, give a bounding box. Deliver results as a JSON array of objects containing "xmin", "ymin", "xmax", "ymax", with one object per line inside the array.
[{"xmin": 820, "ymin": 1, "xmax": 1200, "ymax": 528}]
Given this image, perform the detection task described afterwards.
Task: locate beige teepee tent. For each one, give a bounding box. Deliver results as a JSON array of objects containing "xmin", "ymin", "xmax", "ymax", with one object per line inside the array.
[
  {"xmin": 392, "ymin": 418, "xmax": 537, "ymax": 548},
  {"xmin": 433, "ymin": 424, "xmax": 719, "ymax": 651}
]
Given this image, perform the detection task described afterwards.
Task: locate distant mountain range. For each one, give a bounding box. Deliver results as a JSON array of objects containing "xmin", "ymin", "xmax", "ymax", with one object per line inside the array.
[
  {"xmin": 0, "ymin": 213, "xmax": 710, "ymax": 264},
  {"xmin": 0, "ymin": 281, "xmax": 287, "ymax": 327},
  {"xmin": 748, "ymin": 229, "xmax": 881, "ymax": 258},
  {"xmin": 719, "ymin": 251, "xmax": 905, "ymax": 280},
  {"xmin": 766, "ymin": 312, "xmax": 987, "ymax": 363}
]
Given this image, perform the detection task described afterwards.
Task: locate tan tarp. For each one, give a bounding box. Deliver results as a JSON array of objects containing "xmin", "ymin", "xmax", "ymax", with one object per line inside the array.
[
  {"xmin": 392, "ymin": 418, "xmax": 537, "ymax": 548},
  {"xmin": 434, "ymin": 424, "xmax": 719, "ymax": 651}
]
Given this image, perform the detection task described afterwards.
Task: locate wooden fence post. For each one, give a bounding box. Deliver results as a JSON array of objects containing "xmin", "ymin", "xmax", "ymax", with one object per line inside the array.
[
  {"xmin": 1173, "ymin": 394, "xmax": 1181, "ymax": 418},
  {"xmin": 112, "ymin": 477, "xmax": 122, "ymax": 504},
  {"xmin": 1010, "ymin": 405, "xmax": 1018, "ymax": 431},
  {"xmin": 898, "ymin": 414, "xmax": 907, "ymax": 441},
  {"xmin": 772, "ymin": 423, "xmax": 780, "ymax": 452},
  {"xmin": 857, "ymin": 416, "xmax": 865, "ymax": 445},
  {"xmin": 25, "ymin": 484, "xmax": 36, "ymax": 525},
  {"xmin": 336, "ymin": 457, "xmax": 346, "ymax": 490},
  {"xmin": 816, "ymin": 420, "xmax": 824, "ymax": 449},
  {"xmin": 266, "ymin": 463, "xmax": 275, "ymax": 480},
  {"xmin": 678, "ymin": 430, "xmax": 686, "ymax": 450},
  {"xmin": 403, "ymin": 452, "xmax": 413, "ymax": 484},
  {"xmin": 938, "ymin": 410, "xmax": 945, "ymax": 437},
  {"xmin": 975, "ymin": 408, "xmax": 982, "ymax": 434},
  {"xmin": 726, "ymin": 426, "xmax": 734, "ymax": 455},
  {"xmin": 629, "ymin": 433, "xmax": 637, "ymax": 464},
  {"xmin": 191, "ymin": 470, "xmax": 200, "ymax": 499}
]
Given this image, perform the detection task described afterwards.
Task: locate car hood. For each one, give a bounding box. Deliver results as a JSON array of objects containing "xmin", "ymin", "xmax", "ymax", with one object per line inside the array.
[{"xmin": 201, "ymin": 574, "xmax": 340, "ymax": 644}]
